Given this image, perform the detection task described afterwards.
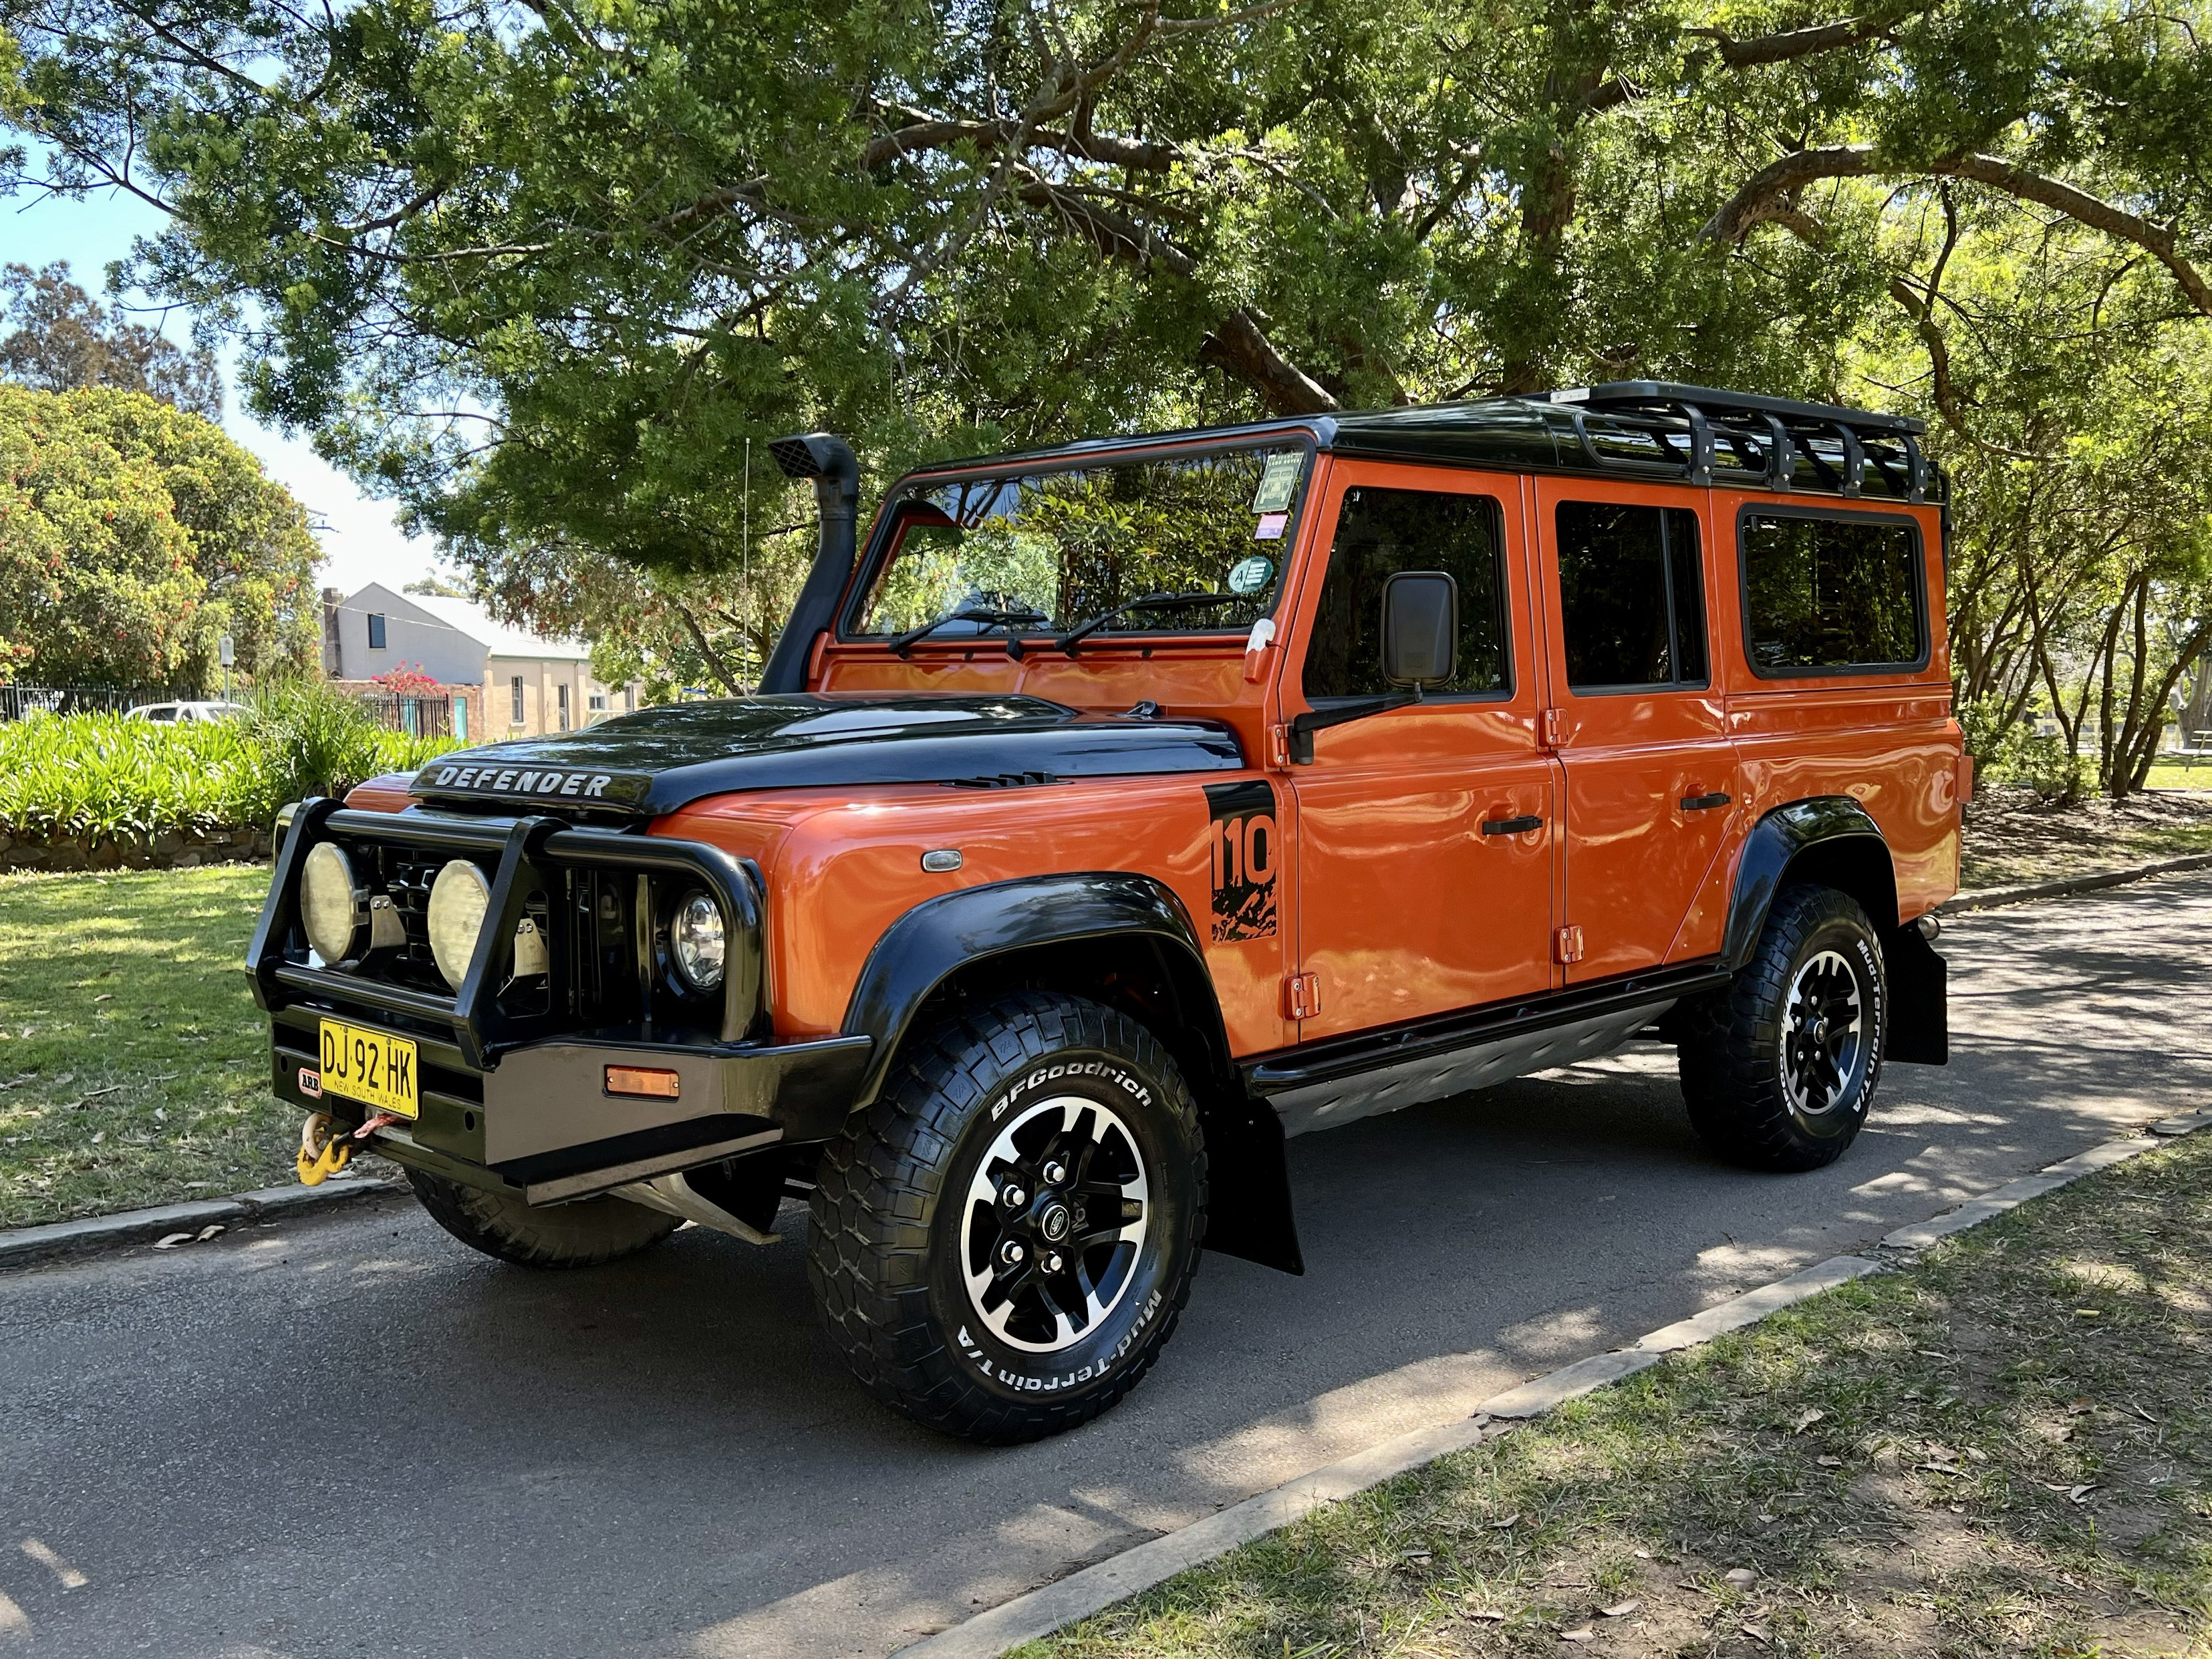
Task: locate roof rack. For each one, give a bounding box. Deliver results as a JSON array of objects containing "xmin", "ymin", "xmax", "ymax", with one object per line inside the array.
[{"xmin": 1548, "ymin": 382, "xmax": 1931, "ymax": 503}]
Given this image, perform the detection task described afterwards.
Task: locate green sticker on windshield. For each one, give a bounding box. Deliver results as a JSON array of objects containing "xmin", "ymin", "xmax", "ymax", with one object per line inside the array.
[{"xmin": 1252, "ymin": 452, "xmax": 1302, "ymax": 513}]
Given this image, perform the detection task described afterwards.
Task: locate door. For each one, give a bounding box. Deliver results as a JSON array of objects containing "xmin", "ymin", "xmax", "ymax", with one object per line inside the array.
[
  {"xmin": 1286, "ymin": 468, "xmax": 1558, "ymax": 1040},
  {"xmin": 1533, "ymin": 481, "xmax": 1736, "ymax": 982}
]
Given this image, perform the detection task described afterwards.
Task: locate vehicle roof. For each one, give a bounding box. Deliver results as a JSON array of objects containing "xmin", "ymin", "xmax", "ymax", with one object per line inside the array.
[{"xmin": 907, "ymin": 382, "xmax": 1944, "ymax": 506}]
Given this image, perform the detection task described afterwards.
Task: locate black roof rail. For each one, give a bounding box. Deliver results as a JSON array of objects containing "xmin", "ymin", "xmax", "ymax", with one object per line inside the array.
[{"xmin": 1549, "ymin": 382, "xmax": 1928, "ymax": 502}]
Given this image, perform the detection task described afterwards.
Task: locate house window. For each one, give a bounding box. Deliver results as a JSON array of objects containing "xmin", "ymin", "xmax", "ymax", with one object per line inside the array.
[
  {"xmin": 587, "ymin": 692, "xmax": 607, "ymax": 712},
  {"xmin": 557, "ymin": 683, "xmax": 571, "ymax": 730},
  {"xmin": 510, "ymin": 675, "xmax": 525, "ymax": 724},
  {"xmin": 367, "ymin": 613, "xmax": 387, "ymax": 650}
]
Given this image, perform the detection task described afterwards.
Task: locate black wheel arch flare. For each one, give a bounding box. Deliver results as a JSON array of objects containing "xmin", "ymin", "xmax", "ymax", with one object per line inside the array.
[
  {"xmin": 1722, "ymin": 797, "xmax": 1945, "ymax": 1065},
  {"xmin": 841, "ymin": 872, "xmax": 1304, "ymax": 1274}
]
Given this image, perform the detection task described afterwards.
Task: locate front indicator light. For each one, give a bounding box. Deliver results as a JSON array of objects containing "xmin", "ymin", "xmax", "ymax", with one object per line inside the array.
[
  {"xmin": 670, "ymin": 890, "xmax": 726, "ymax": 991},
  {"xmin": 605, "ymin": 1066, "xmax": 681, "ymax": 1099},
  {"xmin": 428, "ymin": 859, "xmax": 492, "ymax": 989},
  {"xmin": 300, "ymin": 843, "xmax": 364, "ymax": 963}
]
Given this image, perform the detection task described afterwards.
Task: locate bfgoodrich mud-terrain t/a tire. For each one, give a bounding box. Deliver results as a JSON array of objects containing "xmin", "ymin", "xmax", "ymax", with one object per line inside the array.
[
  {"xmin": 807, "ymin": 991, "xmax": 1208, "ymax": 1444},
  {"xmin": 407, "ymin": 1169, "xmax": 682, "ymax": 1267},
  {"xmin": 1677, "ymin": 884, "xmax": 1887, "ymax": 1173}
]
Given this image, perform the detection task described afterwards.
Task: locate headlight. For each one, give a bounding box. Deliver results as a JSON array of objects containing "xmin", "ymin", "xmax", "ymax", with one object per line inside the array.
[
  {"xmin": 670, "ymin": 890, "xmax": 726, "ymax": 991},
  {"xmin": 428, "ymin": 859, "xmax": 492, "ymax": 990},
  {"xmin": 300, "ymin": 843, "xmax": 364, "ymax": 963}
]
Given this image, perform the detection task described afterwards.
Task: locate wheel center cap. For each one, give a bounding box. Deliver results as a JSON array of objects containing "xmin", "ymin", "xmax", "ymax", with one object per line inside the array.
[
  {"xmin": 1811, "ymin": 1016, "xmax": 1828, "ymax": 1041},
  {"xmin": 1039, "ymin": 1203, "xmax": 1072, "ymax": 1243}
]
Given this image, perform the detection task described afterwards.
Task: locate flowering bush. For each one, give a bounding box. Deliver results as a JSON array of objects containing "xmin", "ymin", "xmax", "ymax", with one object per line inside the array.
[{"xmin": 370, "ymin": 662, "xmax": 441, "ymax": 697}]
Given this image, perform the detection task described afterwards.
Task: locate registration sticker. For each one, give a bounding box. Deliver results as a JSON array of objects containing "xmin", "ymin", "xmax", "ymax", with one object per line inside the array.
[{"xmin": 1253, "ymin": 513, "xmax": 1287, "ymax": 541}]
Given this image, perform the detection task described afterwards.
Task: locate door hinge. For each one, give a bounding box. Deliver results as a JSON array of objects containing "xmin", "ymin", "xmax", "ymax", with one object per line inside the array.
[
  {"xmin": 1267, "ymin": 724, "xmax": 1292, "ymax": 768},
  {"xmin": 1542, "ymin": 707, "xmax": 1564, "ymax": 748},
  {"xmin": 1553, "ymin": 925, "xmax": 1586, "ymax": 965},
  {"xmin": 1282, "ymin": 971, "xmax": 1323, "ymax": 1020}
]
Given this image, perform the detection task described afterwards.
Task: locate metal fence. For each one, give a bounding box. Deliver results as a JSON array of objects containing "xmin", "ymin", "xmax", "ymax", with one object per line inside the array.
[
  {"xmin": 358, "ymin": 694, "xmax": 455, "ymax": 738},
  {"xmin": 0, "ymin": 684, "xmax": 182, "ymax": 721}
]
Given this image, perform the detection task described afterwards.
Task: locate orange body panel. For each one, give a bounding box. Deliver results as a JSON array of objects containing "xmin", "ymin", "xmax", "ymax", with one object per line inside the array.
[
  {"xmin": 1276, "ymin": 460, "xmax": 1559, "ymax": 1035},
  {"xmin": 1529, "ymin": 476, "xmax": 1739, "ymax": 981},
  {"xmin": 657, "ymin": 777, "xmax": 1294, "ymax": 1055}
]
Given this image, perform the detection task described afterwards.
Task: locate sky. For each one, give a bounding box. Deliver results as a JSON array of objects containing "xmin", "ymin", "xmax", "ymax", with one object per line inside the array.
[{"xmin": 4, "ymin": 181, "xmax": 447, "ymax": 600}]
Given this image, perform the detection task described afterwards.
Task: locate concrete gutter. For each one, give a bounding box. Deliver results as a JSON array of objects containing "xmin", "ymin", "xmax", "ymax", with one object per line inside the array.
[{"xmin": 0, "ymin": 1177, "xmax": 402, "ymax": 1269}]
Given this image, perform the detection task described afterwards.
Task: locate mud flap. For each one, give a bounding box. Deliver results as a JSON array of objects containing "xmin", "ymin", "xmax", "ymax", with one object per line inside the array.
[
  {"xmin": 1885, "ymin": 925, "xmax": 1948, "ymax": 1064},
  {"xmin": 1199, "ymin": 1096, "xmax": 1304, "ymax": 1274}
]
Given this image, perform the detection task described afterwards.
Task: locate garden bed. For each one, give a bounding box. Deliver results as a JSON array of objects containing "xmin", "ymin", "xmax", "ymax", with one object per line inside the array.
[{"xmin": 1960, "ymin": 784, "xmax": 2212, "ymax": 891}]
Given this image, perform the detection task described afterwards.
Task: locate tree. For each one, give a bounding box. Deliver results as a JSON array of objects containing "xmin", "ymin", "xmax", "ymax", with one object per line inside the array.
[
  {"xmin": 7, "ymin": 0, "xmax": 2212, "ymax": 793},
  {"xmin": 0, "ymin": 384, "xmax": 321, "ymax": 686},
  {"xmin": 0, "ymin": 262, "xmax": 221, "ymax": 420}
]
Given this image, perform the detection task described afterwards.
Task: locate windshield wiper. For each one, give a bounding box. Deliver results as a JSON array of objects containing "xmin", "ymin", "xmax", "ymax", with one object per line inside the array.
[
  {"xmin": 1055, "ymin": 591, "xmax": 1244, "ymax": 657},
  {"xmin": 887, "ymin": 606, "xmax": 1049, "ymax": 658}
]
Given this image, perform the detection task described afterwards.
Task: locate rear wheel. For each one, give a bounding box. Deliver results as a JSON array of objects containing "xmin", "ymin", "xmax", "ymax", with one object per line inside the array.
[
  {"xmin": 807, "ymin": 991, "xmax": 1206, "ymax": 1444},
  {"xmin": 1677, "ymin": 884, "xmax": 1887, "ymax": 1171},
  {"xmin": 407, "ymin": 1169, "xmax": 682, "ymax": 1267}
]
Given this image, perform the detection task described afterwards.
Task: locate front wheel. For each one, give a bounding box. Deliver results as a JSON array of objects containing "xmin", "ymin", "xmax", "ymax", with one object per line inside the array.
[
  {"xmin": 1677, "ymin": 885, "xmax": 1887, "ymax": 1171},
  {"xmin": 807, "ymin": 991, "xmax": 1206, "ymax": 1443}
]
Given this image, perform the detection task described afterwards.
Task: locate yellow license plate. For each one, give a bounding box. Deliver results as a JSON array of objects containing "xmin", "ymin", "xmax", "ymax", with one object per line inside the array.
[{"xmin": 315, "ymin": 1018, "xmax": 420, "ymax": 1119}]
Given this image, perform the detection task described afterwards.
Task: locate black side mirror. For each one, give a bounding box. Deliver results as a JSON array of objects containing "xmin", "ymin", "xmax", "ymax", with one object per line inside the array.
[{"xmin": 1381, "ymin": 571, "xmax": 1458, "ymax": 692}]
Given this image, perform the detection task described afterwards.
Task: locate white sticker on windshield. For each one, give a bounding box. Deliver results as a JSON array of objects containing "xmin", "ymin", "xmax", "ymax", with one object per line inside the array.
[{"xmin": 1251, "ymin": 453, "xmax": 1301, "ymax": 512}]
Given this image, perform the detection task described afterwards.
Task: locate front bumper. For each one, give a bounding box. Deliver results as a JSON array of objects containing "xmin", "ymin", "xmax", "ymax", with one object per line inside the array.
[
  {"xmin": 253, "ymin": 798, "xmax": 872, "ymax": 1203},
  {"xmin": 270, "ymin": 1013, "xmax": 869, "ymax": 1203}
]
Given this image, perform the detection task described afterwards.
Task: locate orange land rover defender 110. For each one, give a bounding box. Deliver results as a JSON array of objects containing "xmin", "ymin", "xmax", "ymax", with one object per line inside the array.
[{"xmin": 252, "ymin": 383, "xmax": 1962, "ymax": 1443}]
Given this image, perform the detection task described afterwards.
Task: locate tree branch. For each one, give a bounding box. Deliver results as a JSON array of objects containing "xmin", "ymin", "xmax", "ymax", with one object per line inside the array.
[{"xmin": 1703, "ymin": 145, "xmax": 2212, "ymax": 317}]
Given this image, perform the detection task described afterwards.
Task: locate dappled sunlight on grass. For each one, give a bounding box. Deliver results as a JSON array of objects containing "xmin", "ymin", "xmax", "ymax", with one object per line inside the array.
[
  {"xmin": 1025, "ymin": 1135, "xmax": 2212, "ymax": 1659},
  {"xmin": 0, "ymin": 864, "xmax": 299, "ymax": 1227}
]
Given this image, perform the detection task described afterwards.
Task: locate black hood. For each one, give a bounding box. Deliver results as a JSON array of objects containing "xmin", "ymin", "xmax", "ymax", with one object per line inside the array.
[{"xmin": 408, "ymin": 695, "xmax": 1245, "ymax": 817}]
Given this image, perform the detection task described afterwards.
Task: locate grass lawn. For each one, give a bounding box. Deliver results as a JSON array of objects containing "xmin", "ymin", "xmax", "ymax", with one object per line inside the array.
[
  {"xmin": 1026, "ymin": 1130, "xmax": 2212, "ymax": 1658},
  {"xmin": 0, "ymin": 864, "xmax": 300, "ymax": 1229}
]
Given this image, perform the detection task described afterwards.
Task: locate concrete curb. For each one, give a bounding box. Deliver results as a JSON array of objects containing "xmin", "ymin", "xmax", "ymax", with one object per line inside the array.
[
  {"xmin": 0, "ymin": 1177, "xmax": 403, "ymax": 1269},
  {"xmin": 891, "ymin": 1112, "xmax": 2212, "ymax": 1659},
  {"xmin": 1945, "ymin": 851, "xmax": 2212, "ymax": 913}
]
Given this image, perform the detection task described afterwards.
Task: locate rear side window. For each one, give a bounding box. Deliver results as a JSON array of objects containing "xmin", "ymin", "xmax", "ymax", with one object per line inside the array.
[
  {"xmin": 1555, "ymin": 502, "xmax": 1706, "ymax": 692},
  {"xmin": 1742, "ymin": 512, "xmax": 1925, "ymax": 673},
  {"xmin": 1303, "ymin": 487, "xmax": 1510, "ymax": 700}
]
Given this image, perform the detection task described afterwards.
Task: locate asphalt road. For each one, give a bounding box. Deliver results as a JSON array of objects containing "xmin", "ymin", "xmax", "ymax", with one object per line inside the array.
[{"xmin": 5, "ymin": 873, "xmax": 2208, "ymax": 1659}]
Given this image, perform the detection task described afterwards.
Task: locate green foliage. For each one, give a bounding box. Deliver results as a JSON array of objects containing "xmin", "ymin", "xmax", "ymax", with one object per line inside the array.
[
  {"xmin": 0, "ymin": 864, "xmax": 315, "ymax": 1228},
  {"xmin": 0, "ymin": 700, "xmax": 456, "ymax": 837},
  {"xmin": 0, "ymin": 384, "xmax": 323, "ymax": 688},
  {"xmin": 8, "ymin": 0, "xmax": 2212, "ymax": 790}
]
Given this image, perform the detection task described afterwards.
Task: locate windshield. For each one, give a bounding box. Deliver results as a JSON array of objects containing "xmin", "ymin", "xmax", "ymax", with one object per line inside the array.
[{"xmin": 848, "ymin": 443, "xmax": 1308, "ymax": 641}]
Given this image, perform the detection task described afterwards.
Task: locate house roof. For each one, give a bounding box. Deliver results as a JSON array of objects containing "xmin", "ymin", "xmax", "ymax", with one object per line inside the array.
[{"xmin": 351, "ymin": 586, "xmax": 594, "ymax": 662}]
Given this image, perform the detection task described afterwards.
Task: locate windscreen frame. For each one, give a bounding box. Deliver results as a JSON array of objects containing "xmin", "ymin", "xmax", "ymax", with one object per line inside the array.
[{"xmin": 836, "ymin": 431, "xmax": 1323, "ymax": 647}]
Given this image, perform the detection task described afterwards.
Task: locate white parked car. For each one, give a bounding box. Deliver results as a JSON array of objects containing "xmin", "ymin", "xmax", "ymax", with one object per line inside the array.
[{"xmin": 125, "ymin": 700, "xmax": 251, "ymax": 724}]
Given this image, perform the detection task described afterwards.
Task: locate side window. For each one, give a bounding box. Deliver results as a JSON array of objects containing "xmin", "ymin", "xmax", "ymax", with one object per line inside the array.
[
  {"xmin": 510, "ymin": 675, "xmax": 525, "ymax": 724},
  {"xmin": 366, "ymin": 613, "xmax": 388, "ymax": 650},
  {"xmin": 1302, "ymin": 487, "xmax": 1510, "ymax": 700},
  {"xmin": 1742, "ymin": 512, "xmax": 1925, "ymax": 673},
  {"xmin": 1555, "ymin": 502, "xmax": 1705, "ymax": 692}
]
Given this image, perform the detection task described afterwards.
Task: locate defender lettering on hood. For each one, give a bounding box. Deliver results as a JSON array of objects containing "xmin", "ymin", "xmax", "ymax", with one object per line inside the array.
[
  {"xmin": 419, "ymin": 764, "xmax": 652, "ymax": 806},
  {"xmin": 410, "ymin": 692, "xmax": 1244, "ymax": 816}
]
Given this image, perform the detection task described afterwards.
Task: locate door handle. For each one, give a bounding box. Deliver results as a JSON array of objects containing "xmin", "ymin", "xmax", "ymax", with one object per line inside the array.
[
  {"xmin": 1480, "ymin": 814, "xmax": 1544, "ymax": 837},
  {"xmin": 1681, "ymin": 792, "xmax": 1732, "ymax": 812}
]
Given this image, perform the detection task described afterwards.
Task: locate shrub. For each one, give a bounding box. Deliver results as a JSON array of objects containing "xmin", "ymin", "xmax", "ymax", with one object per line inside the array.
[{"xmin": 0, "ymin": 694, "xmax": 458, "ymax": 839}]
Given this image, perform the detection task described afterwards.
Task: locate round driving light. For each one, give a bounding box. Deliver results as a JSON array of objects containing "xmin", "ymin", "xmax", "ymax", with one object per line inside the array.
[
  {"xmin": 428, "ymin": 859, "xmax": 493, "ymax": 990},
  {"xmin": 670, "ymin": 890, "xmax": 726, "ymax": 992},
  {"xmin": 300, "ymin": 843, "xmax": 364, "ymax": 964}
]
